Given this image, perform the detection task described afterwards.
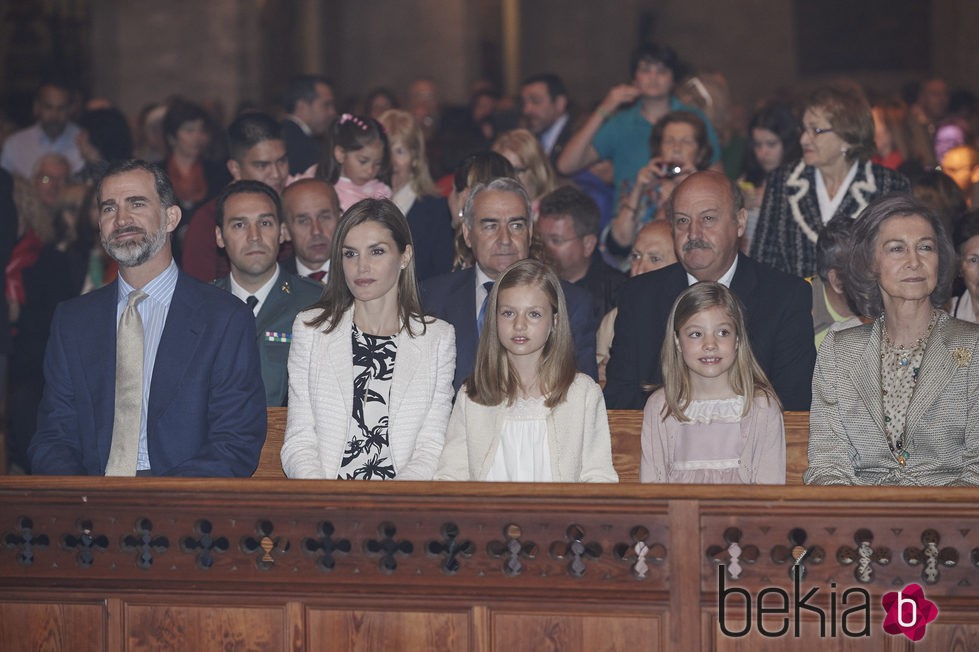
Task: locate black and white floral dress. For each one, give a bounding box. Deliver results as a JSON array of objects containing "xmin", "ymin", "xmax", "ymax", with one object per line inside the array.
[{"xmin": 337, "ymin": 324, "xmax": 398, "ymax": 480}]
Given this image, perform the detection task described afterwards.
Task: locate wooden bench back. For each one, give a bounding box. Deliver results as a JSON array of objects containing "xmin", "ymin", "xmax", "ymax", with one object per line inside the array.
[{"xmin": 256, "ymin": 408, "xmax": 810, "ymax": 484}]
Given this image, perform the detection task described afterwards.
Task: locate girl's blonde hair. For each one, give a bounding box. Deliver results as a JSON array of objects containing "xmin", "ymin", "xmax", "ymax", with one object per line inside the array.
[
  {"xmin": 659, "ymin": 282, "xmax": 779, "ymax": 421},
  {"xmin": 491, "ymin": 128, "xmax": 556, "ymax": 200},
  {"xmin": 466, "ymin": 259, "xmax": 576, "ymax": 408},
  {"xmin": 378, "ymin": 109, "xmax": 438, "ymax": 197}
]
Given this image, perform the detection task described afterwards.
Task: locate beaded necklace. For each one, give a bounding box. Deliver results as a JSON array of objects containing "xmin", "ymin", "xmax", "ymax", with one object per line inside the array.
[{"xmin": 879, "ymin": 311, "xmax": 939, "ymax": 466}]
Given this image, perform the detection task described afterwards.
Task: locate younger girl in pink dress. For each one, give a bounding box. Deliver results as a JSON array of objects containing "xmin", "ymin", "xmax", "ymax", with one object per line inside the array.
[
  {"xmin": 318, "ymin": 113, "xmax": 392, "ymax": 211},
  {"xmin": 640, "ymin": 282, "xmax": 786, "ymax": 484}
]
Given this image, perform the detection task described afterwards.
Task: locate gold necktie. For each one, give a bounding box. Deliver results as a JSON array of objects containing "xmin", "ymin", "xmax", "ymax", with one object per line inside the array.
[{"xmin": 105, "ymin": 289, "xmax": 148, "ymax": 476}]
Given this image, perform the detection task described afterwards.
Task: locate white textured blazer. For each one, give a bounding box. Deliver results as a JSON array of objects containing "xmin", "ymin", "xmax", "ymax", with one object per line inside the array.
[
  {"xmin": 281, "ymin": 307, "xmax": 456, "ymax": 480},
  {"xmin": 806, "ymin": 312, "xmax": 979, "ymax": 486},
  {"xmin": 434, "ymin": 374, "xmax": 619, "ymax": 482}
]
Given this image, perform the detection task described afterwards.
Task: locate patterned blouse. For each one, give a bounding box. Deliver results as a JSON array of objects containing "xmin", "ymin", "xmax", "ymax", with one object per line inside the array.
[{"xmin": 337, "ymin": 324, "xmax": 398, "ymax": 480}]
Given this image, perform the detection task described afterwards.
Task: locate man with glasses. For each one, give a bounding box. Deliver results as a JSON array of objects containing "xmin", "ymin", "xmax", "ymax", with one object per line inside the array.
[{"xmin": 537, "ymin": 185, "xmax": 626, "ymax": 319}]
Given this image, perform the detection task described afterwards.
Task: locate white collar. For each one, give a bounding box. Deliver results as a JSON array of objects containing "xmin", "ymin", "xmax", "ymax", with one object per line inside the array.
[
  {"xmin": 392, "ymin": 184, "xmax": 417, "ymax": 215},
  {"xmin": 296, "ymin": 257, "xmax": 331, "ymax": 279},
  {"xmin": 474, "ymin": 264, "xmax": 496, "ymax": 314},
  {"xmin": 686, "ymin": 256, "xmax": 738, "ymax": 288},
  {"xmin": 814, "ymin": 162, "xmax": 859, "ymax": 225},
  {"xmin": 286, "ymin": 114, "xmax": 312, "ymax": 136},
  {"xmin": 540, "ymin": 113, "xmax": 570, "ymax": 155},
  {"xmin": 230, "ymin": 264, "xmax": 280, "ymax": 315}
]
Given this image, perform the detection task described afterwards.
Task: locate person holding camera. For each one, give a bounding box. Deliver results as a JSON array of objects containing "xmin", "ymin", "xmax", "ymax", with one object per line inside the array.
[{"xmin": 603, "ymin": 111, "xmax": 713, "ymax": 267}]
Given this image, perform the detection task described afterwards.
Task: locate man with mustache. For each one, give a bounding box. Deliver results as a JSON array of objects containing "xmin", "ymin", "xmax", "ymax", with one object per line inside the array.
[
  {"xmin": 604, "ymin": 170, "xmax": 815, "ymax": 411},
  {"xmin": 29, "ymin": 160, "xmax": 267, "ymax": 476},
  {"xmin": 213, "ymin": 180, "xmax": 323, "ymax": 406}
]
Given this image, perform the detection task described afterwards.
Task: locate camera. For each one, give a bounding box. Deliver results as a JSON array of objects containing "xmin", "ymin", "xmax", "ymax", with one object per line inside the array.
[{"xmin": 662, "ymin": 162, "xmax": 684, "ymax": 179}]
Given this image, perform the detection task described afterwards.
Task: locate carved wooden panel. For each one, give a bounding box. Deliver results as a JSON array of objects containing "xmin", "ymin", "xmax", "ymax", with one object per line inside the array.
[
  {"xmin": 0, "ymin": 601, "xmax": 105, "ymax": 652},
  {"xmin": 699, "ymin": 512, "xmax": 979, "ymax": 593},
  {"xmin": 126, "ymin": 604, "xmax": 285, "ymax": 652},
  {"xmin": 0, "ymin": 507, "xmax": 670, "ymax": 595},
  {"xmin": 492, "ymin": 610, "xmax": 665, "ymax": 651},
  {"xmin": 702, "ymin": 611, "xmax": 902, "ymax": 651},
  {"xmin": 909, "ymin": 611, "xmax": 979, "ymax": 651},
  {"xmin": 2, "ymin": 479, "xmax": 979, "ymax": 651},
  {"xmin": 306, "ymin": 607, "xmax": 468, "ymax": 651}
]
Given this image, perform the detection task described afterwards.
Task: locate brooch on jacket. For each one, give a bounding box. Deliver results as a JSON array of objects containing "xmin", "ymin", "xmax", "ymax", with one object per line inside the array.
[
  {"xmin": 264, "ymin": 331, "xmax": 291, "ymax": 343},
  {"xmin": 953, "ymin": 347, "xmax": 972, "ymax": 367}
]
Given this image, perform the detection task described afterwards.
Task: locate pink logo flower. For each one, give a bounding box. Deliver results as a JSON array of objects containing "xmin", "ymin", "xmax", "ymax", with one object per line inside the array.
[{"xmin": 881, "ymin": 583, "xmax": 938, "ymax": 641}]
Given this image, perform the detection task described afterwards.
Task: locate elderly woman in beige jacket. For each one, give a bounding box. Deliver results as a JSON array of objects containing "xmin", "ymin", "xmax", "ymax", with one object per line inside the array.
[{"xmin": 806, "ymin": 195, "xmax": 979, "ymax": 486}]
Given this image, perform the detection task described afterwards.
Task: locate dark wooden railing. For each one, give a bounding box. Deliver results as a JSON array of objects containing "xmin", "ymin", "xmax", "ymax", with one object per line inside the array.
[{"xmin": 3, "ymin": 410, "xmax": 977, "ymax": 650}]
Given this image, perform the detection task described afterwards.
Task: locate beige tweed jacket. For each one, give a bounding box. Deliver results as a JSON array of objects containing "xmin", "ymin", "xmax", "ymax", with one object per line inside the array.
[{"xmin": 806, "ymin": 312, "xmax": 979, "ymax": 486}]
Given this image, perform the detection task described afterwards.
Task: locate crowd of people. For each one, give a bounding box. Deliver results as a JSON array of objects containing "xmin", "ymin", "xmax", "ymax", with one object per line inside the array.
[{"xmin": 3, "ymin": 41, "xmax": 979, "ymax": 486}]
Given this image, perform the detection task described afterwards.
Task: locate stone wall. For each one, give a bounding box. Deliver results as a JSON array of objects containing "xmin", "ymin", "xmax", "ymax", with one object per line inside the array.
[{"xmin": 82, "ymin": 0, "xmax": 979, "ymax": 121}]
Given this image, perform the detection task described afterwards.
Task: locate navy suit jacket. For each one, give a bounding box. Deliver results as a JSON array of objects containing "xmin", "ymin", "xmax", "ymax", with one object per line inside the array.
[
  {"xmin": 213, "ymin": 270, "xmax": 323, "ymax": 407},
  {"xmin": 421, "ymin": 266, "xmax": 599, "ymax": 391},
  {"xmin": 406, "ymin": 196, "xmax": 454, "ymax": 282},
  {"xmin": 604, "ymin": 254, "xmax": 815, "ymax": 411},
  {"xmin": 282, "ymin": 118, "xmax": 320, "ymax": 175},
  {"xmin": 29, "ymin": 270, "xmax": 267, "ymax": 476}
]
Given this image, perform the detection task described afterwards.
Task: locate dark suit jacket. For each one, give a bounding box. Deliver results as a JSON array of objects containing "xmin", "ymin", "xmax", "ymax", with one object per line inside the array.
[
  {"xmin": 29, "ymin": 270, "xmax": 267, "ymax": 476},
  {"xmin": 406, "ymin": 195, "xmax": 454, "ymax": 281},
  {"xmin": 575, "ymin": 252, "xmax": 627, "ymax": 321},
  {"xmin": 0, "ymin": 168, "xmax": 16, "ymax": 357},
  {"xmin": 213, "ymin": 269, "xmax": 323, "ymax": 407},
  {"xmin": 547, "ymin": 116, "xmax": 574, "ymax": 170},
  {"xmin": 752, "ymin": 159, "xmax": 910, "ymax": 277},
  {"xmin": 604, "ymin": 255, "xmax": 815, "ymax": 411},
  {"xmin": 421, "ymin": 266, "xmax": 599, "ymax": 391},
  {"xmin": 282, "ymin": 118, "xmax": 320, "ymax": 175}
]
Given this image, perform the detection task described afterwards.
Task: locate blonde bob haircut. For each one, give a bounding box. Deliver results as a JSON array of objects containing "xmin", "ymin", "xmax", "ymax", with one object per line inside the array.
[
  {"xmin": 378, "ymin": 108, "xmax": 439, "ymax": 197},
  {"xmin": 465, "ymin": 258, "xmax": 576, "ymax": 408},
  {"xmin": 491, "ymin": 128, "xmax": 557, "ymax": 200},
  {"xmin": 659, "ymin": 282, "xmax": 779, "ymax": 421}
]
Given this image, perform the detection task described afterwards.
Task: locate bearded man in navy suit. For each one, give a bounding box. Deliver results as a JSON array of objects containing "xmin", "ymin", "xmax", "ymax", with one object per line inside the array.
[{"xmin": 30, "ymin": 160, "xmax": 266, "ymax": 476}]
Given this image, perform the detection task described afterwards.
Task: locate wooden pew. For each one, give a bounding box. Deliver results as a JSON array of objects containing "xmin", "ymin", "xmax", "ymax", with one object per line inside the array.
[
  {"xmin": 253, "ymin": 407, "xmax": 288, "ymax": 480},
  {"xmin": 3, "ymin": 477, "xmax": 978, "ymax": 651},
  {"xmin": 255, "ymin": 408, "xmax": 811, "ymax": 484}
]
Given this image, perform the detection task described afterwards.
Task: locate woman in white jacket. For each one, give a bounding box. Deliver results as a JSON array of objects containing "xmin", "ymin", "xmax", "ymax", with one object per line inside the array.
[{"xmin": 282, "ymin": 198, "xmax": 455, "ymax": 480}]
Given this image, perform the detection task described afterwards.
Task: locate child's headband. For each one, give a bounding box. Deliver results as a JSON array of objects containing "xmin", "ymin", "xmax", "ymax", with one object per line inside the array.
[{"xmin": 339, "ymin": 113, "xmax": 385, "ymax": 135}]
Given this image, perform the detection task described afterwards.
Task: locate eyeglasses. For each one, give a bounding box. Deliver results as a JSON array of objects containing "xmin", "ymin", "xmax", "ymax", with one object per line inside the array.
[
  {"xmin": 802, "ymin": 125, "xmax": 834, "ymax": 137},
  {"xmin": 543, "ymin": 235, "xmax": 582, "ymax": 247}
]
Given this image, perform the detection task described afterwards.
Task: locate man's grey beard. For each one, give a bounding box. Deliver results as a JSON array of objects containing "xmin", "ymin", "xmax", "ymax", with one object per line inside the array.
[{"xmin": 102, "ymin": 222, "xmax": 169, "ymax": 268}]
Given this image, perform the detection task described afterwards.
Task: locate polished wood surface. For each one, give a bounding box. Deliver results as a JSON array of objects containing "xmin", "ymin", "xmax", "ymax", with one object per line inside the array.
[
  {"xmin": 1, "ymin": 477, "xmax": 978, "ymax": 650},
  {"xmin": 255, "ymin": 408, "xmax": 813, "ymax": 484}
]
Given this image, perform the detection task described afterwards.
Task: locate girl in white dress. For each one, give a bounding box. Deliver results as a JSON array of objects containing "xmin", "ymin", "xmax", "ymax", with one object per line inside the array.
[
  {"xmin": 435, "ymin": 259, "xmax": 617, "ymax": 482},
  {"xmin": 640, "ymin": 282, "xmax": 786, "ymax": 484}
]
